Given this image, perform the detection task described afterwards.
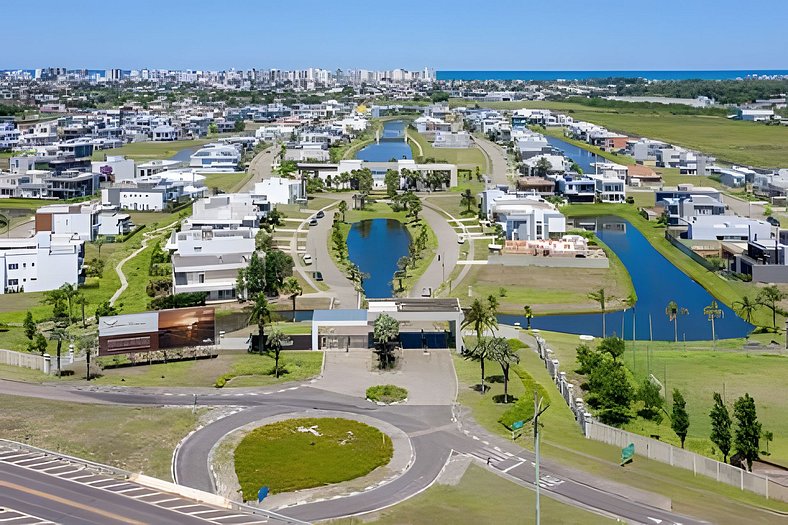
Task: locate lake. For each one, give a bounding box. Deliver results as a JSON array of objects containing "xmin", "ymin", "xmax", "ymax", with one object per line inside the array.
[
  {"xmin": 355, "ymin": 120, "xmax": 412, "ymax": 163},
  {"xmin": 500, "ymin": 217, "xmax": 753, "ymax": 341},
  {"xmin": 346, "ymin": 218, "xmax": 411, "ymax": 298}
]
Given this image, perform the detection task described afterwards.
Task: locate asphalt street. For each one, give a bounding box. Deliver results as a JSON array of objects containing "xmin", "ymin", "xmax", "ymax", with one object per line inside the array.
[{"xmin": 0, "ymin": 379, "xmax": 706, "ymax": 525}]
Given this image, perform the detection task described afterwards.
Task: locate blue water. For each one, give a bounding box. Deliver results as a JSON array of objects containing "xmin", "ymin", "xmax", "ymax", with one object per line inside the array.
[
  {"xmin": 499, "ymin": 217, "xmax": 753, "ymax": 341},
  {"xmin": 355, "ymin": 120, "xmax": 413, "ymax": 162},
  {"xmin": 170, "ymin": 147, "xmax": 199, "ymax": 162},
  {"xmin": 544, "ymin": 136, "xmax": 599, "ymax": 174},
  {"xmin": 346, "ymin": 218, "xmax": 411, "ymax": 298},
  {"xmin": 438, "ymin": 70, "xmax": 788, "ymax": 81}
]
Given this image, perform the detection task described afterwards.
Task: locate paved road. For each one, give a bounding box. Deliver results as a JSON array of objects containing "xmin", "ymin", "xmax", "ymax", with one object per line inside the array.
[
  {"xmin": 473, "ymin": 135, "xmax": 511, "ymax": 185},
  {"xmin": 243, "ymin": 144, "xmax": 277, "ymax": 191},
  {"xmin": 410, "ymin": 203, "xmax": 460, "ymax": 297},
  {"xmin": 0, "ymin": 379, "xmax": 704, "ymax": 525},
  {"xmin": 721, "ymin": 193, "xmax": 768, "ymax": 220}
]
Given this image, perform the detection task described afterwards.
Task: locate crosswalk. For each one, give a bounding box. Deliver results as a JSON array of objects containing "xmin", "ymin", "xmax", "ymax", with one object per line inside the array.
[
  {"xmin": 466, "ymin": 446, "xmax": 565, "ymax": 489},
  {"xmin": 0, "ymin": 507, "xmax": 56, "ymax": 524},
  {"xmin": 0, "ymin": 446, "xmax": 273, "ymax": 525}
]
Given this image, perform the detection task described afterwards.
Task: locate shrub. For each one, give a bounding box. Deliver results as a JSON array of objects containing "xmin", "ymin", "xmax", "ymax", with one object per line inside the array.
[
  {"xmin": 366, "ymin": 384, "xmax": 408, "ymax": 404},
  {"xmin": 150, "ymin": 292, "xmax": 208, "ymax": 310}
]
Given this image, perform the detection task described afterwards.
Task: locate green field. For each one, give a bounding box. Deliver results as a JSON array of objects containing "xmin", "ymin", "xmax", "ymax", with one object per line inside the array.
[
  {"xmin": 91, "ymin": 139, "xmax": 210, "ymax": 161},
  {"xmin": 0, "ymin": 394, "xmax": 200, "ymax": 481},
  {"xmin": 330, "ymin": 464, "xmax": 614, "ymax": 525},
  {"xmin": 455, "ymin": 332, "xmax": 788, "ymax": 521},
  {"xmin": 234, "ymin": 417, "xmax": 392, "ymax": 498},
  {"xmin": 406, "ymin": 128, "xmax": 487, "ymax": 170},
  {"xmin": 451, "ymin": 98, "xmax": 788, "ymax": 168},
  {"xmin": 203, "ymin": 171, "xmax": 254, "ymax": 193}
]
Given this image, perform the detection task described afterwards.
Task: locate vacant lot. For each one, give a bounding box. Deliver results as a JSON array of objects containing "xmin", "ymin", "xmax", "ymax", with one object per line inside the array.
[
  {"xmin": 203, "ymin": 172, "xmax": 253, "ymax": 193},
  {"xmin": 234, "ymin": 417, "xmax": 392, "ymax": 498},
  {"xmin": 406, "ymin": 129, "xmax": 487, "ymax": 171},
  {"xmin": 92, "ymin": 139, "xmax": 210, "ymax": 161},
  {"xmin": 0, "ymin": 394, "xmax": 200, "ymax": 480}
]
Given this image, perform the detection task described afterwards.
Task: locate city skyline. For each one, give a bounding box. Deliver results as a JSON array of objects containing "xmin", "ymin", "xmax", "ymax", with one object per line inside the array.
[{"xmin": 2, "ymin": 0, "xmax": 787, "ymax": 70}]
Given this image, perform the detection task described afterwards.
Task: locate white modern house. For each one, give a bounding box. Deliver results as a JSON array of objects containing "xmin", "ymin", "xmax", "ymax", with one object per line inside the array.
[
  {"xmin": 97, "ymin": 209, "xmax": 134, "ymax": 236},
  {"xmin": 91, "ymin": 155, "xmax": 135, "ymax": 182},
  {"xmin": 586, "ymin": 174, "xmax": 626, "ymax": 203},
  {"xmin": 189, "ymin": 144, "xmax": 241, "ymax": 171},
  {"xmin": 0, "ymin": 232, "xmax": 84, "ymax": 294},
  {"xmin": 151, "ymin": 124, "xmax": 178, "ymax": 141},
  {"xmin": 182, "ymin": 192, "xmax": 269, "ymax": 231},
  {"xmin": 685, "ymin": 216, "xmax": 773, "ymax": 242},
  {"xmin": 34, "ymin": 203, "xmax": 101, "ymax": 241},
  {"xmin": 253, "ymin": 177, "xmax": 304, "ymax": 205},
  {"xmin": 479, "ymin": 190, "xmax": 566, "ymax": 241}
]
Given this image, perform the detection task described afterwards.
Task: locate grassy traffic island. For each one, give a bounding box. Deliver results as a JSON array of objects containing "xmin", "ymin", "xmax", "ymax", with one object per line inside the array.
[
  {"xmin": 234, "ymin": 417, "xmax": 393, "ymax": 499},
  {"xmin": 366, "ymin": 384, "xmax": 408, "ymax": 404}
]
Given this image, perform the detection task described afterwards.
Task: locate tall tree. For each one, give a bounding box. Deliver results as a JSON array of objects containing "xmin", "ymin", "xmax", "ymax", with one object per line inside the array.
[
  {"xmin": 523, "ymin": 305, "xmax": 533, "ymax": 329},
  {"xmin": 588, "ymin": 288, "xmax": 609, "ymax": 337},
  {"xmin": 243, "ymin": 252, "xmax": 265, "ymax": 299},
  {"xmin": 460, "ymin": 189, "xmax": 475, "ymax": 214},
  {"xmin": 637, "ymin": 378, "xmax": 664, "ymax": 422},
  {"xmin": 28, "ymin": 331, "xmax": 48, "ymax": 355},
  {"xmin": 75, "ymin": 294, "xmax": 88, "ymax": 328},
  {"xmin": 265, "ymin": 328, "xmax": 291, "ymax": 378},
  {"xmin": 756, "ymin": 285, "xmax": 784, "ymax": 330},
  {"xmin": 703, "ymin": 300, "xmax": 723, "ymax": 343},
  {"xmin": 49, "ymin": 328, "xmax": 68, "ymax": 376},
  {"xmin": 732, "ymin": 295, "xmax": 758, "ymax": 325},
  {"xmin": 588, "ymin": 359, "xmax": 633, "ymax": 425},
  {"xmin": 408, "ymin": 198, "xmax": 422, "ymax": 221},
  {"xmin": 665, "ymin": 300, "xmax": 688, "ymax": 343},
  {"xmin": 59, "ymin": 283, "xmax": 79, "ymax": 324},
  {"xmin": 486, "ymin": 337, "xmax": 519, "ymax": 403},
  {"xmin": 373, "ymin": 313, "xmax": 400, "ymax": 369},
  {"xmin": 248, "ymin": 294, "xmax": 271, "ymax": 353},
  {"xmin": 461, "ymin": 298, "xmax": 499, "ymax": 393},
  {"xmin": 23, "ymin": 311, "xmax": 36, "ymax": 341},
  {"xmin": 384, "ymin": 169, "xmax": 400, "ymax": 197},
  {"xmin": 671, "ymin": 389, "xmax": 690, "ymax": 449},
  {"xmin": 337, "ymin": 200, "xmax": 348, "ymax": 222},
  {"xmin": 281, "ymin": 276, "xmax": 302, "ymax": 322},
  {"xmin": 709, "ymin": 392, "xmax": 732, "ymax": 463},
  {"xmin": 598, "ymin": 336, "xmax": 625, "ymax": 362},
  {"xmin": 733, "ymin": 393, "xmax": 762, "ymax": 471},
  {"xmin": 264, "ymin": 250, "xmax": 294, "ymax": 295}
]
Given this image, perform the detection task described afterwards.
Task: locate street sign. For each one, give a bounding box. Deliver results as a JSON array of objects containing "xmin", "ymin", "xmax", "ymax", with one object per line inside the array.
[
  {"xmin": 512, "ymin": 420, "xmax": 525, "ymax": 430},
  {"xmin": 621, "ymin": 443, "xmax": 635, "ymax": 465},
  {"xmin": 257, "ymin": 486, "xmax": 269, "ymax": 503}
]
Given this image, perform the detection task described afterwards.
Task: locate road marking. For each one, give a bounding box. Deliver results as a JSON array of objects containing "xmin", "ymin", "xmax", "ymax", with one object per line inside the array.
[
  {"xmin": 142, "ymin": 497, "xmax": 181, "ymax": 504},
  {"xmin": 95, "ymin": 481, "xmax": 132, "ymax": 489},
  {"xmin": 502, "ymin": 460, "xmax": 525, "ymax": 473},
  {"xmin": 647, "ymin": 519, "xmax": 663, "ymax": 524},
  {"xmin": 0, "ymin": 479, "xmax": 147, "ymax": 525}
]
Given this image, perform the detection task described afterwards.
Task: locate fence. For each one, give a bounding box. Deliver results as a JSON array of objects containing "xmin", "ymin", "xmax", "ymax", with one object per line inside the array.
[
  {"xmin": 529, "ymin": 334, "xmax": 788, "ymax": 503},
  {"xmin": 0, "ymin": 348, "xmax": 50, "ymax": 374},
  {"xmin": 664, "ymin": 231, "xmax": 717, "ymax": 271}
]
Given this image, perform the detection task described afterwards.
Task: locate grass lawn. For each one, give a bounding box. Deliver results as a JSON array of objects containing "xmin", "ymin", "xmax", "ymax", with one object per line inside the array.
[
  {"xmin": 234, "ymin": 417, "xmax": 392, "ymax": 498},
  {"xmin": 330, "ymin": 464, "xmax": 614, "ymax": 525},
  {"xmin": 91, "ymin": 350, "xmax": 322, "ymax": 388},
  {"xmin": 91, "ymin": 139, "xmax": 210, "ymax": 161},
  {"xmin": 203, "ymin": 172, "xmax": 253, "ymax": 193},
  {"xmin": 455, "ymin": 331, "xmax": 788, "ymax": 521},
  {"xmin": 0, "ymin": 198, "xmax": 50, "ymax": 210},
  {"xmin": 406, "ymin": 128, "xmax": 487, "ymax": 170},
  {"xmin": 450, "ymin": 99, "xmax": 788, "ymax": 168},
  {"xmin": 0, "ymin": 394, "xmax": 200, "ymax": 481}
]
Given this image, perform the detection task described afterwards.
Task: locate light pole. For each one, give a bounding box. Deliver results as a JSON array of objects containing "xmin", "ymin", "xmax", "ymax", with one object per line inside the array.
[{"xmin": 533, "ymin": 391, "xmax": 550, "ymax": 525}]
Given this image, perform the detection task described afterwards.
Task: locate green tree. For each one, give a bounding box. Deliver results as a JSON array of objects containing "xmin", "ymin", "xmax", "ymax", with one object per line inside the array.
[
  {"xmin": 636, "ymin": 378, "xmax": 664, "ymax": 422},
  {"xmin": 703, "ymin": 300, "xmax": 723, "ymax": 343},
  {"xmin": 59, "ymin": 283, "xmax": 79, "ymax": 325},
  {"xmin": 408, "ymin": 198, "xmax": 423, "ymax": 221},
  {"xmin": 208, "ymin": 122, "xmax": 218, "ymax": 134},
  {"xmin": 28, "ymin": 331, "xmax": 48, "ymax": 355},
  {"xmin": 665, "ymin": 300, "xmax": 689, "ymax": 343},
  {"xmin": 575, "ymin": 343, "xmax": 603, "ymax": 375},
  {"xmin": 461, "ymin": 298, "xmax": 499, "ymax": 393},
  {"xmin": 281, "ymin": 276, "xmax": 302, "ymax": 322},
  {"xmin": 598, "ymin": 336, "xmax": 625, "ymax": 362},
  {"xmin": 523, "ymin": 305, "xmax": 533, "ymax": 329},
  {"xmin": 486, "ymin": 337, "xmax": 519, "ymax": 403},
  {"xmin": 756, "ymin": 285, "xmax": 784, "ymax": 330},
  {"xmin": 94, "ymin": 301, "xmax": 118, "ymax": 322},
  {"xmin": 248, "ymin": 294, "xmax": 272, "ymax": 354},
  {"xmin": 709, "ymin": 392, "xmax": 732, "ymax": 463},
  {"xmin": 671, "ymin": 389, "xmax": 690, "ymax": 449},
  {"xmin": 264, "ymin": 250, "xmax": 294, "ymax": 295},
  {"xmin": 244, "ymin": 252, "xmax": 266, "ymax": 298},
  {"xmin": 588, "ymin": 288, "xmax": 609, "ymax": 336},
  {"xmin": 762, "ymin": 430, "xmax": 774, "ymax": 456},
  {"xmin": 460, "ymin": 189, "xmax": 475, "ymax": 214},
  {"xmin": 384, "ymin": 169, "xmax": 400, "ymax": 197},
  {"xmin": 43, "ymin": 288, "xmax": 68, "ymax": 322},
  {"xmin": 49, "ymin": 327, "xmax": 68, "ymax": 376},
  {"xmin": 75, "ymin": 294, "xmax": 88, "ymax": 328},
  {"xmin": 588, "ymin": 360, "xmax": 633, "ymax": 425},
  {"xmin": 534, "ymin": 156, "xmax": 551, "ymax": 177},
  {"xmin": 23, "ymin": 311, "xmax": 36, "ymax": 341},
  {"xmin": 338, "ymin": 200, "xmax": 348, "ymax": 222},
  {"xmin": 733, "ymin": 393, "xmax": 762, "ymax": 471},
  {"xmin": 373, "ymin": 313, "xmax": 400, "ymax": 369},
  {"xmin": 732, "ymin": 295, "xmax": 759, "ymax": 325},
  {"xmin": 265, "ymin": 328, "xmax": 291, "ymax": 378},
  {"xmin": 255, "ymin": 230, "xmax": 275, "ymax": 251},
  {"xmin": 234, "ymin": 119, "xmax": 245, "ymax": 132}
]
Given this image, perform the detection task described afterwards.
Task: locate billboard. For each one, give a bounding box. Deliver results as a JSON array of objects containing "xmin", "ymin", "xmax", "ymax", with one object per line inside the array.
[{"xmin": 99, "ymin": 307, "xmax": 215, "ymax": 356}]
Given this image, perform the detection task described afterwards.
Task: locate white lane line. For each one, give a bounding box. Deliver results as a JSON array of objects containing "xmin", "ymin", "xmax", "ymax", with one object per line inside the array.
[
  {"xmin": 502, "ymin": 460, "xmax": 525, "ymax": 473},
  {"xmin": 41, "ymin": 465, "xmax": 80, "ymax": 474},
  {"xmin": 26, "ymin": 461, "xmax": 63, "ymax": 469},
  {"xmin": 144, "ymin": 497, "xmax": 181, "ymax": 504},
  {"xmin": 94, "ymin": 482, "xmax": 131, "ymax": 489}
]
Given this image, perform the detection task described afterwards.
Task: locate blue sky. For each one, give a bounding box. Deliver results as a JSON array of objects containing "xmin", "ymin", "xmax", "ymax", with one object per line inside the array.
[{"xmin": 2, "ymin": 0, "xmax": 787, "ymax": 70}]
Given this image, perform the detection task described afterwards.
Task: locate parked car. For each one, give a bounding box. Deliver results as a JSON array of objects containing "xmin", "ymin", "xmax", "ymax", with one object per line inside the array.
[
  {"xmin": 309, "ymin": 218, "xmax": 318, "ymax": 226},
  {"xmin": 302, "ymin": 254, "xmax": 313, "ymax": 265},
  {"xmin": 316, "ymin": 210, "xmax": 325, "ymax": 219},
  {"xmin": 421, "ymin": 287, "xmax": 432, "ymax": 297},
  {"xmin": 766, "ymin": 216, "xmax": 780, "ymax": 227},
  {"xmin": 313, "ymin": 271, "xmax": 324, "ymax": 281},
  {"xmin": 457, "ymin": 235, "xmax": 466, "ymax": 244}
]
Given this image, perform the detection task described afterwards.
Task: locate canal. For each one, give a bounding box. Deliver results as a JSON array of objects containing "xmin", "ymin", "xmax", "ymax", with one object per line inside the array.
[
  {"xmin": 346, "ymin": 218, "xmax": 411, "ymax": 298},
  {"xmin": 544, "ymin": 135, "xmax": 601, "ymax": 174},
  {"xmin": 500, "ymin": 216, "xmax": 753, "ymax": 341},
  {"xmin": 355, "ymin": 120, "xmax": 413, "ymax": 162}
]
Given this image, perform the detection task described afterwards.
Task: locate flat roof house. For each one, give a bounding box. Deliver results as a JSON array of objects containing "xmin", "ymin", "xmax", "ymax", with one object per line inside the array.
[
  {"xmin": 0, "ymin": 232, "xmax": 84, "ymax": 294},
  {"xmin": 35, "ymin": 203, "xmax": 101, "ymax": 241}
]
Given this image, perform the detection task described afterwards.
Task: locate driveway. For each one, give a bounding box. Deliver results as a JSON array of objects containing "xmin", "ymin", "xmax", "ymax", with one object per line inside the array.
[{"xmin": 314, "ymin": 349, "xmax": 458, "ymax": 405}]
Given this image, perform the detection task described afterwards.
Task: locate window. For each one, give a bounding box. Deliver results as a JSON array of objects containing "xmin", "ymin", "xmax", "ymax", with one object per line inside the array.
[
  {"xmin": 8, "ymin": 279, "xmax": 18, "ymax": 286},
  {"xmin": 8, "ymin": 263, "xmax": 17, "ymax": 270}
]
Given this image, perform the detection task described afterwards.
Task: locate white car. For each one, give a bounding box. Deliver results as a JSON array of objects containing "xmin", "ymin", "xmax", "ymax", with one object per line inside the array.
[
  {"xmin": 302, "ymin": 254, "xmax": 313, "ymax": 265},
  {"xmin": 457, "ymin": 235, "xmax": 466, "ymax": 245}
]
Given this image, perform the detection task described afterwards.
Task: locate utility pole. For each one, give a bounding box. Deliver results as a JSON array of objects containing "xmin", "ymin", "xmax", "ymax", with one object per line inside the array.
[{"xmin": 533, "ymin": 391, "xmax": 550, "ymax": 525}]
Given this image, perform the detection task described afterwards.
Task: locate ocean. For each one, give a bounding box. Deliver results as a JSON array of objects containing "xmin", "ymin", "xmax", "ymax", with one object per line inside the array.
[{"xmin": 437, "ymin": 70, "xmax": 788, "ymax": 81}]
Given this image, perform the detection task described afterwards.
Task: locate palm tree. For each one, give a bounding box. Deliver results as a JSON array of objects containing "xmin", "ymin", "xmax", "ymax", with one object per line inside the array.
[
  {"xmin": 460, "ymin": 189, "xmax": 475, "ymax": 214},
  {"xmin": 248, "ymin": 294, "xmax": 272, "ymax": 353},
  {"xmin": 523, "ymin": 305, "xmax": 534, "ymax": 329},
  {"xmin": 74, "ymin": 294, "xmax": 88, "ymax": 328},
  {"xmin": 265, "ymin": 328, "xmax": 291, "ymax": 378},
  {"xmin": 281, "ymin": 277, "xmax": 302, "ymax": 322},
  {"xmin": 665, "ymin": 300, "xmax": 689, "ymax": 343},
  {"xmin": 461, "ymin": 298, "xmax": 499, "ymax": 393},
  {"xmin": 704, "ymin": 300, "xmax": 724, "ymax": 345},
  {"xmin": 588, "ymin": 288, "xmax": 610, "ymax": 337},
  {"xmin": 733, "ymin": 295, "xmax": 758, "ymax": 325},
  {"xmin": 373, "ymin": 313, "xmax": 400, "ymax": 369},
  {"xmin": 49, "ymin": 328, "xmax": 68, "ymax": 377},
  {"xmin": 487, "ymin": 337, "xmax": 519, "ymax": 403},
  {"xmin": 59, "ymin": 283, "xmax": 79, "ymax": 324},
  {"xmin": 338, "ymin": 200, "xmax": 348, "ymax": 222}
]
